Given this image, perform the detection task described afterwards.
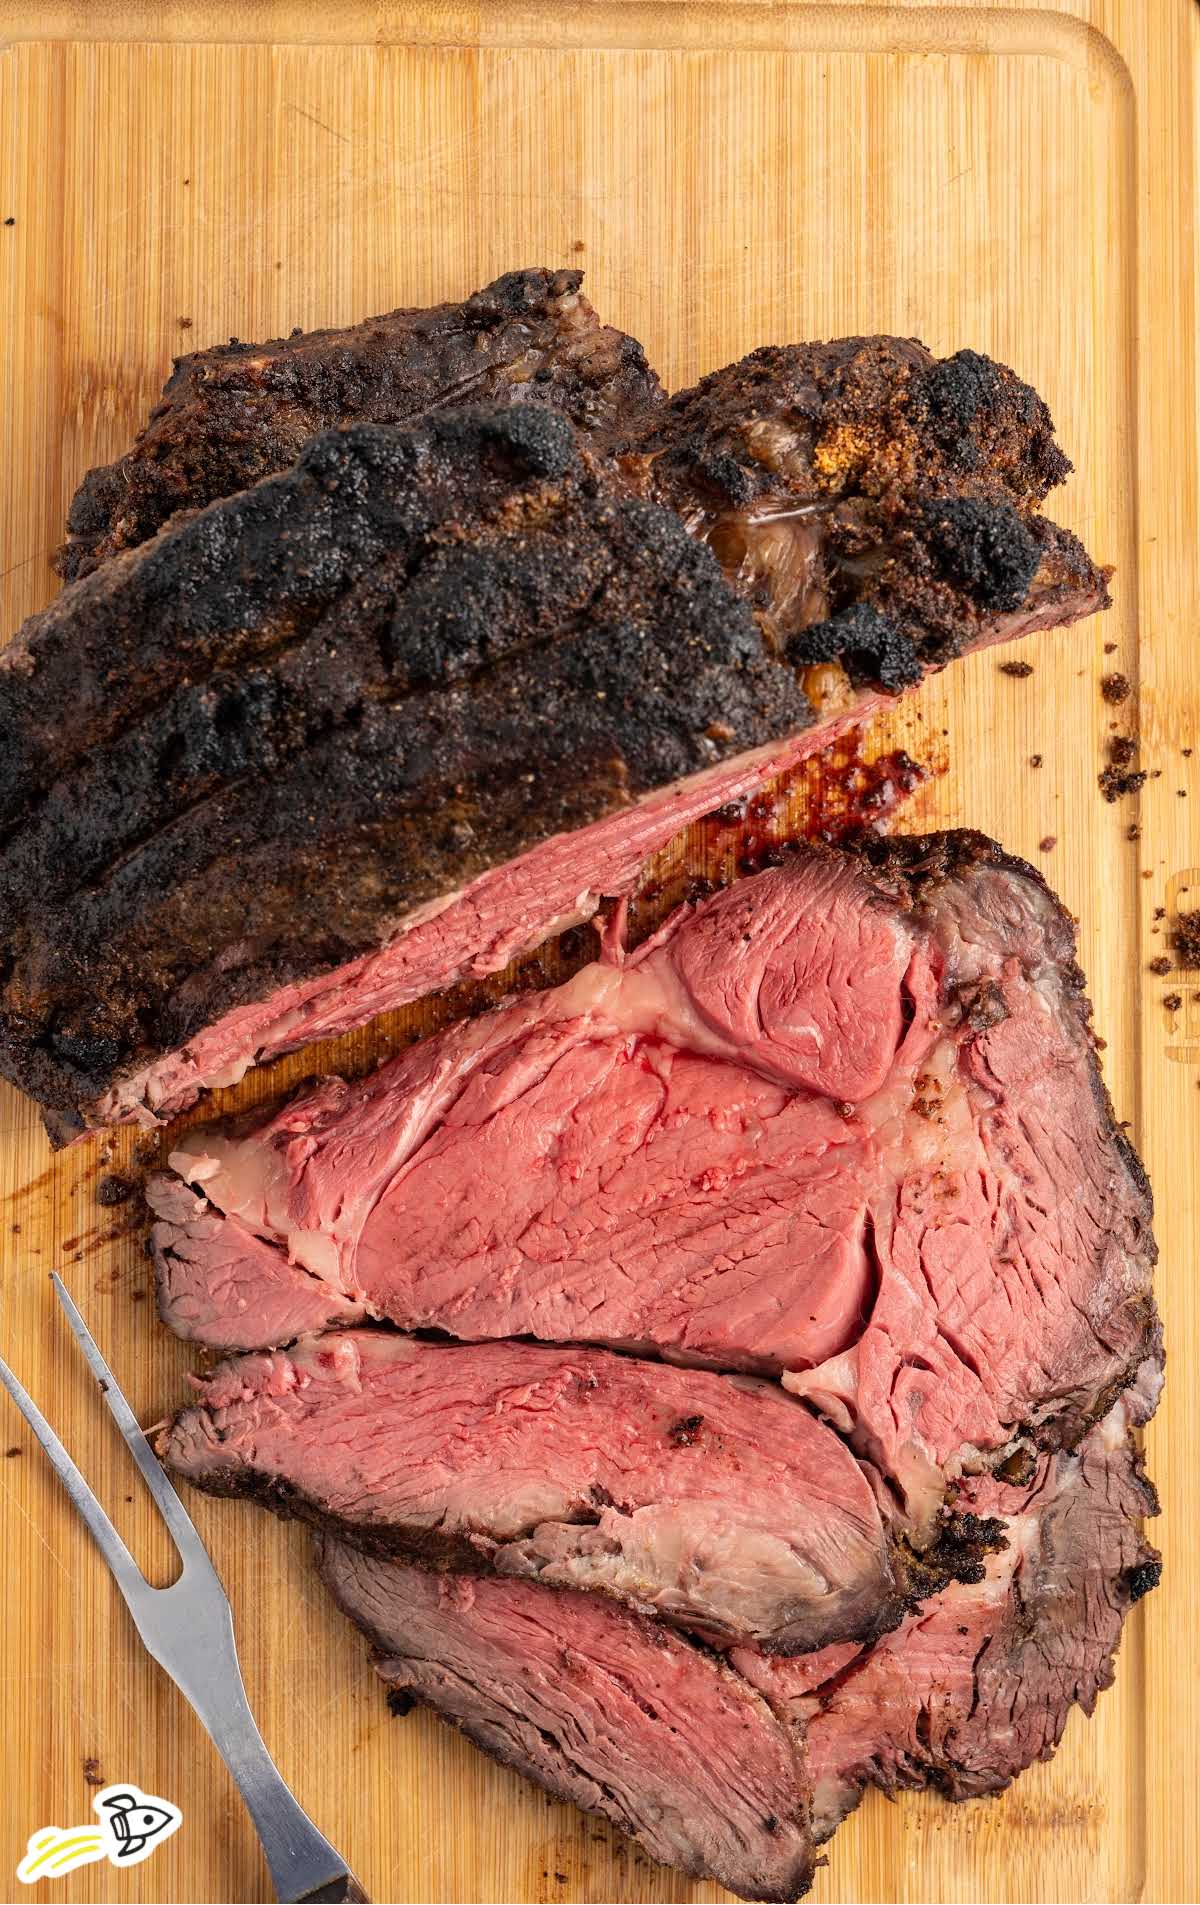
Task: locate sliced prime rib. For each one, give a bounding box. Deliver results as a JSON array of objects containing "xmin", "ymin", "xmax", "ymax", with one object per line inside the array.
[
  {"xmin": 317, "ymin": 1538, "xmax": 816, "ymax": 1904},
  {"xmin": 152, "ymin": 832, "xmax": 1157, "ymax": 1535},
  {"xmin": 55, "ymin": 268, "xmax": 664, "ymax": 581},
  {"xmin": 5, "ymin": 307, "xmax": 1104, "ymax": 1141},
  {"xmin": 157, "ymin": 1331, "xmax": 912, "ymax": 1655},
  {"xmin": 316, "ymin": 1374, "xmax": 1158, "ymax": 1898},
  {"xmin": 734, "ymin": 1364, "xmax": 1161, "ymax": 1840}
]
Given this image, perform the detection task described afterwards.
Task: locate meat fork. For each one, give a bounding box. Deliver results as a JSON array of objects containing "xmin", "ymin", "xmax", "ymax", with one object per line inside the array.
[{"xmin": 0, "ymin": 1274, "xmax": 366, "ymax": 1904}]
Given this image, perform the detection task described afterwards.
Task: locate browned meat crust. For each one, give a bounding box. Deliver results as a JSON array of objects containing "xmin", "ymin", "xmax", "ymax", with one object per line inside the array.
[
  {"xmin": 55, "ymin": 267, "xmax": 664, "ymax": 581},
  {"xmin": 623, "ymin": 335, "xmax": 1109, "ymax": 669}
]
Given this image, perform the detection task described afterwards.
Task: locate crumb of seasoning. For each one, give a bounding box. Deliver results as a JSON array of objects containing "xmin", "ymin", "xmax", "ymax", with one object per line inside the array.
[
  {"xmin": 1148, "ymin": 956, "xmax": 1171, "ymax": 976},
  {"xmin": 1101, "ymin": 672, "xmax": 1131, "ymax": 704},
  {"xmin": 999, "ymin": 660, "xmax": 1034, "ymax": 678},
  {"xmin": 95, "ymin": 1173, "xmax": 135, "ymax": 1207},
  {"xmin": 82, "ymin": 1758, "xmax": 103, "ymax": 1787},
  {"xmin": 1039, "ymin": 836, "xmax": 1057, "ymax": 852},
  {"xmin": 1172, "ymin": 909, "xmax": 1200, "ymax": 966},
  {"xmin": 1180, "ymin": 789, "xmax": 1190, "ymax": 798},
  {"xmin": 178, "ymin": 316, "xmax": 193, "ymax": 329},
  {"xmin": 1104, "ymin": 642, "xmax": 1118, "ymax": 654},
  {"xmin": 1029, "ymin": 754, "xmax": 1043, "ymax": 768},
  {"xmin": 1163, "ymin": 993, "xmax": 1183, "ymax": 1012},
  {"xmin": 2, "ymin": 217, "xmax": 13, "ymax": 227},
  {"xmin": 4, "ymin": 1446, "xmax": 20, "ymax": 1458},
  {"xmin": 1126, "ymin": 823, "xmax": 1141, "ymax": 841},
  {"xmin": 1100, "ymin": 765, "xmax": 1147, "ymax": 801},
  {"xmin": 1099, "ymin": 733, "xmax": 1147, "ymax": 801},
  {"xmin": 1155, "ymin": 906, "xmax": 1166, "ymax": 919}
]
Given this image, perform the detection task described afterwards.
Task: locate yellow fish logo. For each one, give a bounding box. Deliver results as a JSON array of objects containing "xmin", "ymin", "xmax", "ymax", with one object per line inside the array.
[{"xmin": 17, "ymin": 1783, "xmax": 181, "ymax": 1881}]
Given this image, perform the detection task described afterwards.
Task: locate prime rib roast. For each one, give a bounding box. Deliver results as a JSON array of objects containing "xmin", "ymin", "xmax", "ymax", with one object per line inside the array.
[
  {"xmin": 150, "ymin": 832, "xmax": 1161, "ymax": 1898},
  {"xmin": 0, "ymin": 273, "xmax": 1108, "ymax": 1141},
  {"xmin": 0, "ymin": 274, "xmax": 1153, "ymax": 1898}
]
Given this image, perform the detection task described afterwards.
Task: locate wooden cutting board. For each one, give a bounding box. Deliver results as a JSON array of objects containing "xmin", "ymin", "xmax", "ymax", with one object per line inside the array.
[{"xmin": 0, "ymin": 3, "xmax": 1196, "ymax": 1900}]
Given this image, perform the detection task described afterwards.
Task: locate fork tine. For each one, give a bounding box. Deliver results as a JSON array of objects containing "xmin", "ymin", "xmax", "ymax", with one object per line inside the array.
[
  {"xmin": 0, "ymin": 1352, "xmax": 147, "ymax": 1601},
  {"xmin": 50, "ymin": 1272, "xmax": 219, "ymax": 1578}
]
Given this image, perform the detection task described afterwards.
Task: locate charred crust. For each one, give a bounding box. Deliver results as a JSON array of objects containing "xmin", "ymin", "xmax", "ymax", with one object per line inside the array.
[
  {"xmin": 911, "ymin": 348, "xmax": 1071, "ymax": 496},
  {"xmin": 56, "ymin": 267, "xmax": 665, "ymax": 581},
  {"xmin": 919, "ymin": 497, "xmax": 1040, "ymax": 612},
  {"xmin": 901, "ymin": 1510, "xmax": 1008, "ymax": 1600},
  {"xmin": 12, "ymin": 307, "xmax": 1107, "ymax": 1137},
  {"xmin": 1121, "ymin": 1557, "xmax": 1162, "ymax": 1603},
  {"xmin": 627, "ymin": 334, "xmax": 1104, "ymax": 665},
  {"xmin": 784, "ymin": 604, "xmax": 922, "ymax": 695}
]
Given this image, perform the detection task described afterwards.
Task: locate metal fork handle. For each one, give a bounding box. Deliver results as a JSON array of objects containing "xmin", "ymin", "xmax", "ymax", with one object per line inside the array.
[
  {"xmin": 119, "ymin": 1565, "xmax": 358, "ymax": 1905},
  {"xmin": 188, "ymin": 1653, "xmax": 356, "ymax": 1903}
]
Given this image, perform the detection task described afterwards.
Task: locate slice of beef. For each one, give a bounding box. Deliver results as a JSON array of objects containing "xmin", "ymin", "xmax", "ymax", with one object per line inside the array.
[
  {"xmin": 622, "ymin": 334, "xmax": 1108, "ymax": 674},
  {"xmin": 152, "ymin": 832, "xmax": 1157, "ymax": 1538},
  {"xmin": 317, "ymin": 1539, "xmax": 815, "ymax": 1903},
  {"xmin": 157, "ymin": 1331, "xmax": 904, "ymax": 1655},
  {"xmin": 734, "ymin": 1366, "xmax": 1161, "ymax": 1840},
  {"xmin": 55, "ymin": 267, "xmax": 663, "ymax": 581},
  {"xmin": 6, "ymin": 328, "xmax": 1102, "ymax": 1144}
]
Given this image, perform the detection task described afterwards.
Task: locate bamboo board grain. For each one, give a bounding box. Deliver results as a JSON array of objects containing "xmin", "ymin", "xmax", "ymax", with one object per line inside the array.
[{"xmin": 0, "ymin": 3, "xmax": 1196, "ymax": 1901}]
